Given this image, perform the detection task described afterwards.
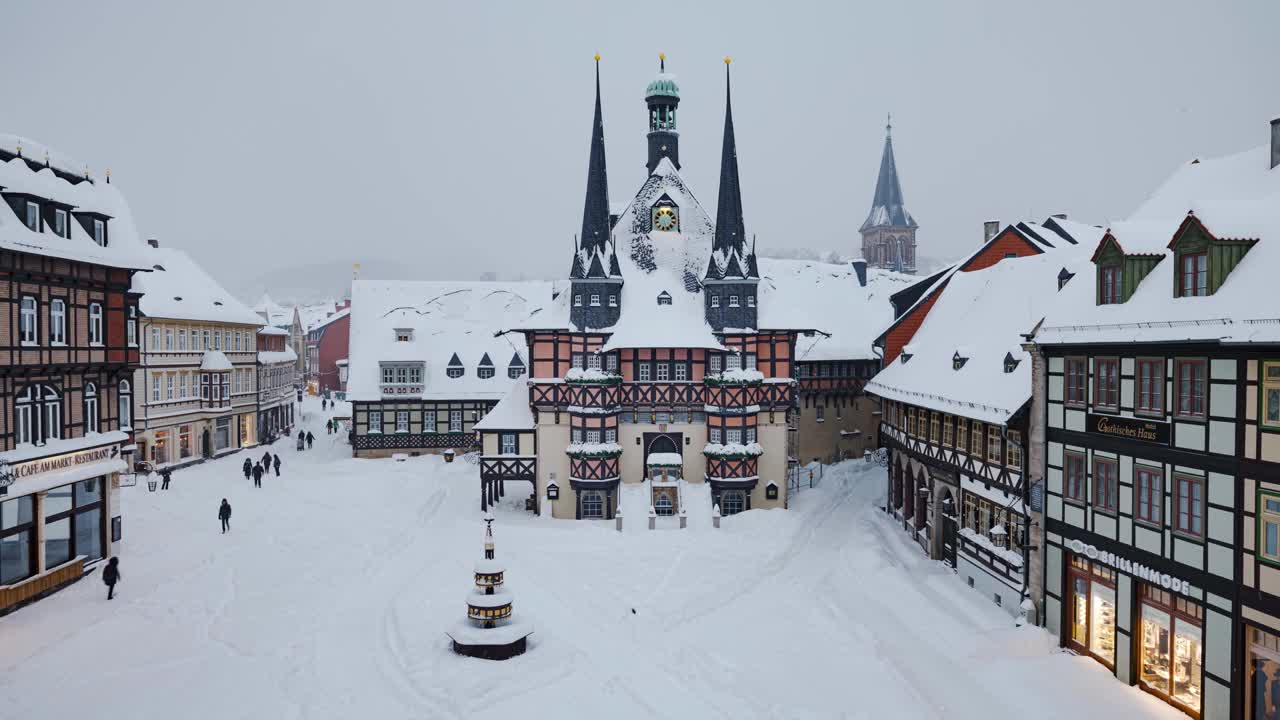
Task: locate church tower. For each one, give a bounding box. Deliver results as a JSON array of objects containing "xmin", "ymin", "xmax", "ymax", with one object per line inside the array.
[
  {"xmin": 859, "ymin": 117, "xmax": 918, "ymax": 274},
  {"xmin": 644, "ymin": 54, "xmax": 680, "ymax": 175},
  {"xmin": 703, "ymin": 58, "xmax": 759, "ymax": 332},
  {"xmin": 569, "ymin": 56, "xmax": 623, "ymax": 330}
]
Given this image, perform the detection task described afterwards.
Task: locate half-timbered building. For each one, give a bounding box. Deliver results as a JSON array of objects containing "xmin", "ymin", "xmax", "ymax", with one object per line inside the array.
[
  {"xmin": 0, "ymin": 135, "xmax": 147, "ymax": 615},
  {"xmin": 345, "ymin": 280, "xmax": 550, "ymax": 458},
  {"xmin": 471, "ymin": 58, "xmax": 805, "ymax": 522},
  {"xmin": 131, "ymin": 243, "xmax": 264, "ymax": 466},
  {"xmin": 868, "ymin": 218, "xmax": 1102, "ymax": 618},
  {"xmin": 255, "ymin": 325, "xmax": 296, "ymax": 442},
  {"xmin": 1029, "ymin": 120, "xmax": 1280, "ymax": 720}
]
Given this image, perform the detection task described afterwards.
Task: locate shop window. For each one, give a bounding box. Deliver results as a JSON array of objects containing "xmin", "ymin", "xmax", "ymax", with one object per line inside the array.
[
  {"xmin": 1138, "ymin": 584, "xmax": 1203, "ymax": 714},
  {"xmin": 1094, "ymin": 358, "xmax": 1119, "ymax": 411},
  {"xmin": 1093, "ymin": 456, "xmax": 1118, "ymax": 513},
  {"xmin": 0, "ymin": 495, "xmax": 35, "ymax": 584},
  {"xmin": 43, "ymin": 479, "xmax": 104, "ymax": 567},
  {"xmin": 1263, "ymin": 361, "xmax": 1280, "ymax": 430},
  {"xmin": 1067, "ymin": 554, "xmax": 1117, "ymax": 665},
  {"xmin": 1247, "ymin": 625, "xmax": 1280, "ymax": 719},
  {"xmin": 215, "ymin": 417, "xmax": 230, "ymax": 450},
  {"xmin": 1064, "ymin": 451, "xmax": 1086, "ymax": 502},
  {"xmin": 1175, "ymin": 358, "xmax": 1207, "ymax": 419},
  {"xmin": 1133, "ymin": 358, "xmax": 1165, "ymax": 416},
  {"xmin": 1135, "ymin": 466, "xmax": 1162, "ymax": 526},
  {"xmin": 1065, "ymin": 357, "xmax": 1088, "ymax": 407},
  {"xmin": 1174, "ymin": 474, "xmax": 1204, "ymax": 537}
]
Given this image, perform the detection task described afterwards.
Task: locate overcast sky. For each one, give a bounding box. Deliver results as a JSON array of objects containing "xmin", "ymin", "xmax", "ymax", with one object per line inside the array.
[{"xmin": 4, "ymin": 0, "xmax": 1277, "ymax": 303}]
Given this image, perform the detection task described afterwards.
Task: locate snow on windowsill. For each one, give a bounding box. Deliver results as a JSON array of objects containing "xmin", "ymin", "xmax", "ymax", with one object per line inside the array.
[
  {"xmin": 959, "ymin": 527, "xmax": 1024, "ymax": 567},
  {"xmin": 702, "ymin": 442, "xmax": 764, "ymax": 458}
]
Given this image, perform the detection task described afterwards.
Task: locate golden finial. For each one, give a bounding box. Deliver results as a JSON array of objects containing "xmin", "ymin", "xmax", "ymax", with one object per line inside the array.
[
  {"xmin": 724, "ymin": 56, "xmax": 732, "ymax": 65},
  {"xmin": 44, "ymin": 151, "xmax": 50, "ymax": 167},
  {"xmin": 15, "ymin": 140, "xmax": 22, "ymax": 158},
  {"xmin": 659, "ymin": 52, "xmax": 665, "ymax": 61},
  {"xmin": 105, "ymin": 167, "xmax": 111, "ymax": 184},
  {"xmin": 594, "ymin": 53, "xmax": 600, "ymax": 61},
  {"xmin": 84, "ymin": 166, "xmax": 90, "ymax": 180}
]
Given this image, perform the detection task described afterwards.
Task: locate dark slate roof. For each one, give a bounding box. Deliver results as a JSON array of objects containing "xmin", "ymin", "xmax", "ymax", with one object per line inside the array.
[
  {"xmin": 579, "ymin": 60, "xmax": 611, "ymax": 255},
  {"xmin": 478, "ymin": 352, "xmax": 494, "ymax": 367},
  {"xmin": 860, "ymin": 126, "xmax": 917, "ymax": 232},
  {"xmin": 712, "ymin": 63, "xmax": 746, "ymax": 257},
  {"xmin": 447, "ymin": 352, "xmax": 463, "ymax": 367},
  {"xmin": 508, "ymin": 351, "xmax": 525, "ymax": 367}
]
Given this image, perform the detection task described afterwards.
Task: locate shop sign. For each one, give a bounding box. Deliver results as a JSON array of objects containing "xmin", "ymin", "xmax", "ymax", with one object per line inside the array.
[
  {"xmin": 1066, "ymin": 538, "xmax": 1191, "ymax": 595},
  {"xmin": 1086, "ymin": 413, "xmax": 1170, "ymax": 446},
  {"xmin": 1030, "ymin": 481, "xmax": 1044, "ymax": 512},
  {"xmin": 10, "ymin": 446, "xmax": 115, "ymax": 484}
]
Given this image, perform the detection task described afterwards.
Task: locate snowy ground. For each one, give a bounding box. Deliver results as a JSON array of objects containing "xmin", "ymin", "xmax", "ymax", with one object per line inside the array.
[{"xmin": 0, "ymin": 397, "xmax": 1183, "ymax": 719}]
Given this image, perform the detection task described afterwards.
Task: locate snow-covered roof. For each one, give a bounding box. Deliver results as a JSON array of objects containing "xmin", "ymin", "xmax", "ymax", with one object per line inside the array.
[
  {"xmin": 474, "ymin": 382, "xmax": 534, "ymax": 431},
  {"xmin": 300, "ymin": 301, "xmax": 343, "ymax": 332},
  {"xmin": 257, "ymin": 325, "xmax": 288, "ymax": 336},
  {"xmin": 347, "ymin": 280, "xmax": 553, "ymax": 402},
  {"xmin": 758, "ymin": 259, "xmax": 916, "ymax": 361},
  {"xmin": 252, "ymin": 293, "xmax": 294, "ymax": 328},
  {"xmin": 258, "ymin": 347, "xmax": 297, "ymax": 365},
  {"xmin": 1037, "ymin": 143, "xmax": 1280, "ymax": 346},
  {"xmin": 309, "ymin": 307, "xmax": 350, "ymax": 333},
  {"xmin": 200, "ymin": 350, "xmax": 233, "ymax": 371},
  {"xmin": 0, "ymin": 136, "xmax": 151, "ymax": 271},
  {"xmin": 867, "ymin": 235, "xmax": 1096, "ymax": 425},
  {"xmin": 133, "ymin": 245, "xmax": 265, "ymax": 325}
]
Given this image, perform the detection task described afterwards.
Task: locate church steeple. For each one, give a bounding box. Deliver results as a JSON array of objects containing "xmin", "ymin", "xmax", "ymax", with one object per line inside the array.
[
  {"xmin": 580, "ymin": 55, "xmax": 611, "ymax": 255},
  {"xmin": 859, "ymin": 115, "xmax": 919, "ymax": 273},
  {"xmin": 645, "ymin": 53, "xmax": 680, "ymax": 175},
  {"xmin": 712, "ymin": 58, "xmax": 747, "ymax": 259}
]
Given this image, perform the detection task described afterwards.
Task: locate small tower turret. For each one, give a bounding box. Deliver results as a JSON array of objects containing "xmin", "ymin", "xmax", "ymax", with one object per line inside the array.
[
  {"xmin": 645, "ymin": 53, "xmax": 680, "ymax": 176},
  {"xmin": 570, "ymin": 55, "xmax": 624, "ymax": 330}
]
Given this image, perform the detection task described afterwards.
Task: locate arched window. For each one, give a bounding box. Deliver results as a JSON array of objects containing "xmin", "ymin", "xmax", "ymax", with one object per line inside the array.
[
  {"xmin": 42, "ymin": 385, "xmax": 62, "ymax": 441},
  {"xmin": 84, "ymin": 383, "xmax": 99, "ymax": 433},
  {"xmin": 580, "ymin": 490, "xmax": 605, "ymax": 519},
  {"xmin": 118, "ymin": 380, "xmax": 132, "ymax": 430},
  {"xmin": 654, "ymin": 492, "xmax": 674, "ymax": 516},
  {"xmin": 720, "ymin": 490, "xmax": 746, "ymax": 516}
]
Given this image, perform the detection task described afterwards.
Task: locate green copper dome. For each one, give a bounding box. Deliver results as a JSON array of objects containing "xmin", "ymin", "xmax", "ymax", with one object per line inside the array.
[{"xmin": 645, "ymin": 74, "xmax": 679, "ymax": 99}]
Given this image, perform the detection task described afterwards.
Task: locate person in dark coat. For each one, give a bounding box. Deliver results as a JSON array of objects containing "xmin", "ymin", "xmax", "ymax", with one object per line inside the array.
[
  {"xmin": 272, "ymin": 454, "xmax": 281, "ymax": 476},
  {"xmin": 102, "ymin": 556, "xmax": 120, "ymax": 599},
  {"xmin": 321, "ymin": 398, "xmax": 327, "ymax": 411},
  {"xmin": 160, "ymin": 468, "xmax": 172, "ymax": 490},
  {"xmin": 262, "ymin": 450, "xmax": 272, "ymax": 469},
  {"xmin": 242, "ymin": 457, "xmax": 252, "ymax": 480},
  {"xmin": 219, "ymin": 499, "xmax": 232, "ymax": 533},
  {"xmin": 306, "ymin": 431, "xmax": 314, "ymax": 449},
  {"xmin": 252, "ymin": 462, "xmax": 264, "ymax": 488}
]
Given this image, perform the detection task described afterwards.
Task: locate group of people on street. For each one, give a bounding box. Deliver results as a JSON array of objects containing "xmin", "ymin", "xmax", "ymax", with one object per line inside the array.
[
  {"xmin": 242, "ymin": 450, "xmax": 282, "ymax": 488},
  {"xmin": 297, "ymin": 430, "xmax": 315, "ymax": 450}
]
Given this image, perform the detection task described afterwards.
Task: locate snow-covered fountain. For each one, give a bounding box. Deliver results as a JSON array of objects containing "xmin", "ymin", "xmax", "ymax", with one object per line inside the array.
[{"xmin": 447, "ymin": 513, "xmax": 533, "ymax": 660}]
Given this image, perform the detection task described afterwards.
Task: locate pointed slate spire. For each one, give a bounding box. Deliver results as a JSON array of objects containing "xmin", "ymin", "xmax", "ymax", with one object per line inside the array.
[
  {"xmin": 569, "ymin": 236, "xmax": 585, "ymax": 278},
  {"xmin": 860, "ymin": 116, "xmax": 917, "ymax": 232},
  {"xmin": 478, "ymin": 352, "xmax": 494, "ymax": 367},
  {"xmin": 579, "ymin": 55, "xmax": 611, "ymax": 256},
  {"xmin": 713, "ymin": 57, "xmax": 747, "ymax": 258},
  {"xmin": 447, "ymin": 352, "xmax": 463, "ymax": 367},
  {"xmin": 586, "ymin": 252, "xmax": 606, "ymax": 278}
]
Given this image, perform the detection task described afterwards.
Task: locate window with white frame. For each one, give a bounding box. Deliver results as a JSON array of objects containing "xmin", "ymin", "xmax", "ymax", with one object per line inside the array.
[
  {"xmin": 726, "ymin": 428, "xmax": 742, "ymax": 444},
  {"xmin": 571, "ymin": 427, "xmax": 583, "ymax": 443},
  {"xmin": 656, "ymin": 363, "xmax": 669, "ymax": 381},
  {"xmin": 608, "ymin": 294, "xmax": 618, "ymax": 307},
  {"xmin": 84, "ymin": 383, "xmax": 98, "ymax": 433},
  {"xmin": 93, "ymin": 218, "xmax": 106, "ymax": 246},
  {"xmin": 19, "ymin": 297, "xmax": 37, "ymax": 345},
  {"xmin": 164, "ymin": 328, "xmax": 174, "ymax": 351},
  {"xmin": 395, "ymin": 329, "xmax": 413, "ymax": 342},
  {"xmin": 709, "ymin": 355, "xmax": 722, "ymax": 374},
  {"xmin": 368, "ymin": 411, "xmax": 382, "ymax": 433},
  {"xmin": 726, "ymin": 354, "xmax": 741, "ymax": 371},
  {"xmin": 747, "ymin": 295, "xmax": 755, "ymax": 308},
  {"xmin": 1261, "ymin": 491, "xmax": 1280, "ymax": 564},
  {"xmin": 449, "ymin": 410, "xmax": 462, "ymax": 432},
  {"xmin": 587, "ymin": 354, "xmax": 602, "ymax": 370},
  {"xmin": 25, "ymin": 202, "xmax": 39, "ymax": 231},
  {"xmin": 605, "ymin": 354, "xmax": 618, "ymax": 372},
  {"xmin": 746, "ymin": 427, "xmax": 757, "ymax": 444},
  {"xmin": 501, "ymin": 434, "xmax": 517, "ymax": 454},
  {"xmin": 573, "ymin": 294, "xmax": 583, "ymax": 307},
  {"xmin": 166, "ymin": 374, "xmax": 174, "ymax": 400},
  {"xmin": 745, "ymin": 353, "xmax": 757, "ymax": 370},
  {"xmin": 42, "ymin": 386, "xmax": 60, "ymax": 441},
  {"xmin": 590, "ymin": 294, "xmax": 601, "ymax": 307},
  {"xmin": 15, "ymin": 386, "xmax": 33, "ymax": 445},
  {"xmin": 88, "ymin": 303, "xmax": 103, "ymax": 345},
  {"xmin": 674, "ymin": 363, "xmax": 688, "ymax": 381},
  {"xmin": 49, "ymin": 299, "xmax": 65, "ymax": 344},
  {"xmin": 729, "ymin": 295, "xmax": 740, "ymax": 307},
  {"xmin": 423, "ymin": 410, "xmax": 436, "ymax": 432},
  {"xmin": 54, "ymin": 208, "xmax": 67, "ymax": 237},
  {"xmin": 638, "ymin": 363, "xmax": 651, "ymax": 382},
  {"xmin": 118, "ymin": 380, "xmax": 131, "ymax": 430},
  {"xmin": 571, "ymin": 353, "xmax": 584, "ymax": 370},
  {"xmin": 605, "ymin": 428, "xmax": 617, "ymax": 443},
  {"xmin": 586, "ymin": 429, "xmax": 601, "ymax": 444},
  {"xmin": 177, "ymin": 328, "xmax": 186, "ymax": 351},
  {"xmin": 709, "ymin": 427, "xmax": 722, "ymax": 444},
  {"xmin": 396, "ymin": 411, "xmax": 409, "ymax": 433},
  {"xmin": 710, "ymin": 295, "xmax": 720, "ymax": 308},
  {"xmin": 127, "ymin": 308, "xmax": 137, "ymax": 347},
  {"xmin": 180, "ymin": 373, "xmax": 189, "ymax": 399}
]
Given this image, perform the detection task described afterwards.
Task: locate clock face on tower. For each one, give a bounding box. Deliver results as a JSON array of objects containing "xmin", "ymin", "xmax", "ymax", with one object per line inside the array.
[{"xmin": 652, "ymin": 205, "xmax": 678, "ymax": 232}]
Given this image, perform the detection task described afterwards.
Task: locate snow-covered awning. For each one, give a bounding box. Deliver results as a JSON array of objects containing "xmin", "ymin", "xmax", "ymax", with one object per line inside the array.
[{"xmin": 200, "ymin": 351, "xmax": 232, "ymax": 371}]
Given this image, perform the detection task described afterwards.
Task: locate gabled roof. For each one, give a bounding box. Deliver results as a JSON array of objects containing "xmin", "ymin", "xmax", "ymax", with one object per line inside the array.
[
  {"xmin": 474, "ymin": 381, "xmax": 535, "ymax": 432},
  {"xmin": 860, "ymin": 125, "xmax": 917, "ymax": 232},
  {"xmin": 135, "ymin": 245, "xmax": 265, "ymax": 325}
]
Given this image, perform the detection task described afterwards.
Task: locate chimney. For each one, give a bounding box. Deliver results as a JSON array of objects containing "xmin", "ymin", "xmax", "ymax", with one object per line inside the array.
[
  {"xmin": 147, "ymin": 238, "xmax": 159, "ymax": 248},
  {"xmin": 851, "ymin": 258, "xmax": 868, "ymax": 287},
  {"xmin": 983, "ymin": 221, "xmax": 1000, "ymax": 243},
  {"xmin": 1271, "ymin": 117, "xmax": 1280, "ymax": 170}
]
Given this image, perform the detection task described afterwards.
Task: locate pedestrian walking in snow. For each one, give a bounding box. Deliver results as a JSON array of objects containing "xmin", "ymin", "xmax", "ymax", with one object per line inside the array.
[
  {"xmin": 242, "ymin": 457, "xmax": 252, "ymax": 480},
  {"xmin": 102, "ymin": 557, "xmax": 120, "ymax": 600},
  {"xmin": 219, "ymin": 499, "xmax": 232, "ymax": 533},
  {"xmin": 306, "ymin": 431, "xmax": 314, "ymax": 449},
  {"xmin": 160, "ymin": 468, "xmax": 172, "ymax": 490},
  {"xmin": 261, "ymin": 450, "xmax": 272, "ymax": 469},
  {"xmin": 321, "ymin": 398, "xmax": 327, "ymax": 411},
  {"xmin": 273, "ymin": 454, "xmax": 281, "ymax": 477},
  {"xmin": 252, "ymin": 462, "xmax": 264, "ymax": 488}
]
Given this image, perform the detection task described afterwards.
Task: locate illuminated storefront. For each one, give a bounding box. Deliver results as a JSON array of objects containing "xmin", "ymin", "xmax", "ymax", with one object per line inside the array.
[
  {"xmin": 1137, "ymin": 584, "xmax": 1203, "ymax": 714},
  {"xmin": 1065, "ymin": 553, "xmax": 1116, "ymax": 666}
]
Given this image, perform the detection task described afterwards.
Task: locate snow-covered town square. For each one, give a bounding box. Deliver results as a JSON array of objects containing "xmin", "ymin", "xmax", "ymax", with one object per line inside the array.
[{"xmin": 2, "ymin": 2, "xmax": 1279, "ymax": 718}]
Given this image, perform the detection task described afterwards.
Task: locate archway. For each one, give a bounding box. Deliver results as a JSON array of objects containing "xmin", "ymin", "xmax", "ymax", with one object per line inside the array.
[{"xmin": 914, "ymin": 470, "xmax": 928, "ymax": 531}]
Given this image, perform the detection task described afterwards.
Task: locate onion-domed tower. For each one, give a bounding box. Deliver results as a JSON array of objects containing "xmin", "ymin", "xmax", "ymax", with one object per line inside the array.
[{"xmin": 645, "ymin": 54, "xmax": 680, "ymax": 175}]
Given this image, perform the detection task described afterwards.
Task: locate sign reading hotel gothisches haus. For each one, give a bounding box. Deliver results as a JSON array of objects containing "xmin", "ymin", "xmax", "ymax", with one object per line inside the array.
[
  {"xmin": 1, "ymin": 446, "xmax": 115, "ymax": 487},
  {"xmin": 1086, "ymin": 413, "xmax": 1170, "ymax": 446}
]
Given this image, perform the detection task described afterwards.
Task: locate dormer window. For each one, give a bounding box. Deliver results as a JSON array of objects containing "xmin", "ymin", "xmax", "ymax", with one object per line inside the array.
[
  {"xmin": 952, "ymin": 352, "xmax": 967, "ymax": 370},
  {"xmin": 1003, "ymin": 352, "xmax": 1021, "ymax": 373},
  {"xmin": 508, "ymin": 352, "xmax": 526, "ymax": 379},
  {"xmin": 1058, "ymin": 267, "xmax": 1074, "ymax": 290},
  {"xmin": 446, "ymin": 352, "xmax": 465, "ymax": 379},
  {"xmin": 1099, "ymin": 265, "xmax": 1123, "ymax": 304},
  {"xmin": 573, "ymin": 294, "xmax": 583, "ymax": 307},
  {"xmin": 25, "ymin": 201, "xmax": 39, "ymax": 231},
  {"xmin": 380, "ymin": 362, "xmax": 425, "ymax": 395},
  {"xmin": 900, "ymin": 352, "xmax": 912, "ymax": 363},
  {"xmin": 394, "ymin": 328, "xmax": 413, "ymax": 342},
  {"xmin": 729, "ymin": 295, "xmax": 740, "ymax": 308},
  {"xmin": 608, "ymin": 294, "xmax": 618, "ymax": 307},
  {"xmin": 710, "ymin": 295, "xmax": 720, "ymax": 308},
  {"xmin": 54, "ymin": 209, "xmax": 67, "ymax": 238},
  {"xmin": 590, "ymin": 294, "xmax": 601, "ymax": 307},
  {"xmin": 1178, "ymin": 252, "xmax": 1207, "ymax": 297},
  {"xmin": 93, "ymin": 218, "xmax": 106, "ymax": 246},
  {"xmin": 657, "ymin": 291, "xmax": 672, "ymax": 306},
  {"xmin": 477, "ymin": 353, "xmax": 495, "ymax": 379}
]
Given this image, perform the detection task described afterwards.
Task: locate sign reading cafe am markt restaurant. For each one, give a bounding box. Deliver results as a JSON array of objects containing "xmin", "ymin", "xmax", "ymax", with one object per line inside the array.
[{"xmin": 1, "ymin": 446, "xmax": 117, "ymax": 487}]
